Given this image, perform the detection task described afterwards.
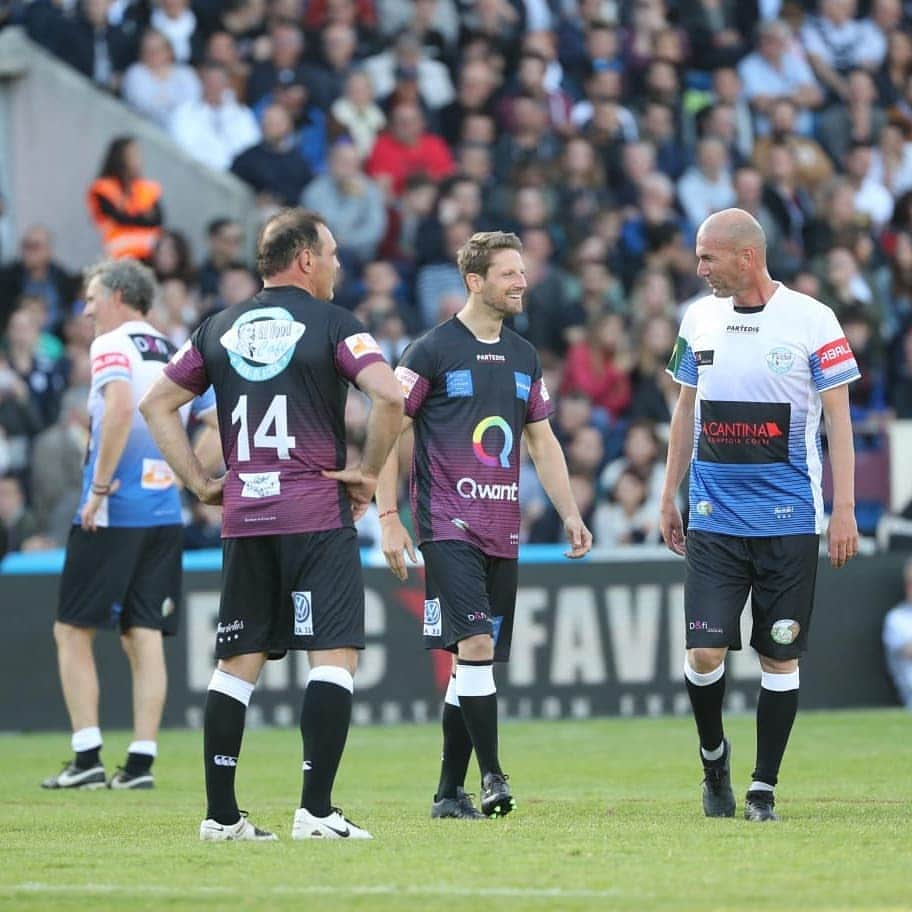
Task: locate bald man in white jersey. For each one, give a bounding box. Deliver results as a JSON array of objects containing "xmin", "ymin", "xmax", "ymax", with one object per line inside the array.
[{"xmin": 660, "ymin": 208, "xmax": 859, "ymax": 821}]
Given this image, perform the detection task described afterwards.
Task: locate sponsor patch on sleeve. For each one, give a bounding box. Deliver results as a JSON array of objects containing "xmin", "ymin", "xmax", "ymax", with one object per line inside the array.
[
  {"xmin": 344, "ymin": 333, "xmax": 382, "ymax": 359},
  {"xmin": 395, "ymin": 365, "xmax": 420, "ymax": 398},
  {"xmin": 92, "ymin": 351, "xmax": 131, "ymax": 375},
  {"xmin": 815, "ymin": 337, "xmax": 855, "ymax": 371},
  {"xmin": 514, "ymin": 371, "xmax": 531, "ymax": 401}
]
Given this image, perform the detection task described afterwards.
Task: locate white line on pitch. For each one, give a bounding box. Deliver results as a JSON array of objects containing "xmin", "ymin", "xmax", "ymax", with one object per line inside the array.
[{"xmin": 9, "ymin": 882, "xmax": 623, "ymax": 899}]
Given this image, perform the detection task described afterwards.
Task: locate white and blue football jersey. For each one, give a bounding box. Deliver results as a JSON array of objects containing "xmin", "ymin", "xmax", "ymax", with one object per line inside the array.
[
  {"xmin": 76, "ymin": 320, "xmax": 215, "ymax": 528},
  {"xmin": 667, "ymin": 285, "xmax": 860, "ymax": 537}
]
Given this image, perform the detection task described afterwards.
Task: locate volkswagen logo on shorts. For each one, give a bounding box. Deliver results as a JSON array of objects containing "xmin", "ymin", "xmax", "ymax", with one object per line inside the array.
[
  {"xmin": 292, "ymin": 590, "xmax": 313, "ymax": 636},
  {"xmin": 423, "ymin": 598, "xmax": 442, "ymax": 637}
]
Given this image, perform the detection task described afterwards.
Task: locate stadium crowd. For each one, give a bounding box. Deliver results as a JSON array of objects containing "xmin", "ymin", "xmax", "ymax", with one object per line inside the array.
[{"xmin": 2, "ymin": 0, "xmax": 912, "ymax": 556}]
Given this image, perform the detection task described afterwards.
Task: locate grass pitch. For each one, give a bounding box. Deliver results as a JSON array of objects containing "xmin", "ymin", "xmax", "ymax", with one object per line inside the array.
[{"xmin": 0, "ymin": 710, "xmax": 909, "ymax": 912}]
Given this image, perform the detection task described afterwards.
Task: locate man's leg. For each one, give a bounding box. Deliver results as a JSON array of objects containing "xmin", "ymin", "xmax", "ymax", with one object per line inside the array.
[
  {"xmin": 298, "ymin": 647, "xmax": 357, "ymax": 817},
  {"xmin": 202, "ymin": 652, "xmax": 266, "ymax": 827},
  {"xmin": 115, "ymin": 627, "xmax": 166, "ymax": 785},
  {"xmin": 435, "ymin": 654, "xmax": 474, "ymax": 800},
  {"xmin": 53, "ymin": 621, "xmax": 105, "ymax": 771},
  {"xmin": 685, "ymin": 645, "xmax": 735, "ymax": 818},
  {"xmin": 746, "ymin": 655, "xmax": 799, "ymax": 822}
]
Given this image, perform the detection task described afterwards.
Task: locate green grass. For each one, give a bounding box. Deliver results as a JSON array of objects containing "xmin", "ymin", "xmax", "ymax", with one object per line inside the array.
[{"xmin": 1, "ymin": 710, "xmax": 909, "ymax": 911}]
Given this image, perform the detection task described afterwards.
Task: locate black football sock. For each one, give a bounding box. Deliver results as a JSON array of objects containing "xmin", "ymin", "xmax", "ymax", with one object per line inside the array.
[
  {"xmin": 752, "ymin": 669, "xmax": 800, "ymax": 789},
  {"xmin": 455, "ymin": 660, "xmax": 501, "ymax": 780},
  {"xmin": 436, "ymin": 675, "xmax": 473, "ymax": 800},
  {"xmin": 72, "ymin": 726, "xmax": 102, "ymax": 770},
  {"xmin": 124, "ymin": 740, "xmax": 156, "ymax": 775},
  {"xmin": 300, "ymin": 667, "xmax": 354, "ymax": 818},
  {"xmin": 204, "ymin": 670, "xmax": 254, "ymax": 825},
  {"xmin": 684, "ymin": 659, "xmax": 726, "ymax": 760}
]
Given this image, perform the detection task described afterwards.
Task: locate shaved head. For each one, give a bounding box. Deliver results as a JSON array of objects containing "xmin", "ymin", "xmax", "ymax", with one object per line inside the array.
[{"xmin": 698, "ymin": 208, "xmax": 767, "ymax": 258}]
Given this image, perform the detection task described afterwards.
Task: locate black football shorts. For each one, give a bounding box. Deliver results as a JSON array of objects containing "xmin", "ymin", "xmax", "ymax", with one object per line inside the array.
[
  {"xmin": 420, "ymin": 540, "xmax": 517, "ymax": 661},
  {"xmin": 684, "ymin": 530, "xmax": 820, "ymax": 659},
  {"xmin": 57, "ymin": 524, "xmax": 182, "ymax": 635},
  {"xmin": 218, "ymin": 527, "xmax": 364, "ymax": 659}
]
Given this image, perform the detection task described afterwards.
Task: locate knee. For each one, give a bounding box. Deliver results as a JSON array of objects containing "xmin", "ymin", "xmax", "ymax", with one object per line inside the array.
[
  {"xmin": 54, "ymin": 621, "xmax": 88, "ymax": 650},
  {"xmin": 687, "ymin": 647, "xmax": 727, "ymax": 674},
  {"xmin": 457, "ymin": 634, "xmax": 494, "ymax": 662},
  {"xmin": 758, "ymin": 655, "xmax": 798, "ymax": 675}
]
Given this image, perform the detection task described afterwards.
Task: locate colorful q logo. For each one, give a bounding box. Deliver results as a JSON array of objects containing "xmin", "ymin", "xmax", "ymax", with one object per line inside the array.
[{"xmin": 472, "ymin": 416, "xmax": 513, "ymax": 468}]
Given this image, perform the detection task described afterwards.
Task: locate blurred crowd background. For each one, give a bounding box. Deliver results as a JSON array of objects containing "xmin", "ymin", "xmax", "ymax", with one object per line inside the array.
[{"xmin": 2, "ymin": 0, "xmax": 912, "ymax": 557}]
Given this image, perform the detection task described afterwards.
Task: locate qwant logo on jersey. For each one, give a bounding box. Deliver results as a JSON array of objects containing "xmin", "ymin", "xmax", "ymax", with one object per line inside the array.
[
  {"xmin": 221, "ymin": 306, "xmax": 306, "ymax": 381},
  {"xmin": 698, "ymin": 400, "xmax": 790, "ymax": 465},
  {"xmin": 472, "ymin": 416, "xmax": 513, "ymax": 468}
]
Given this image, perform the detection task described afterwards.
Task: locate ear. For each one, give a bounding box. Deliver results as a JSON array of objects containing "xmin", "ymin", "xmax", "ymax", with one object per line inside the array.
[
  {"xmin": 297, "ymin": 247, "xmax": 312, "ymax": 274},
  {"xmin": 466, "ymin": 272, "xmax": 484, "ymax": 294}
]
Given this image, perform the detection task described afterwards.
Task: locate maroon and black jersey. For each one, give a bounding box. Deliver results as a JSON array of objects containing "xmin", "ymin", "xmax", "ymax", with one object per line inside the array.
[
  {"xmin": 395, "ymin": 316, "xmax": 552, "ymax": 558},
  {"xmin": 165, "ymin": 285, "xmax": 386, "ymax": 537}
]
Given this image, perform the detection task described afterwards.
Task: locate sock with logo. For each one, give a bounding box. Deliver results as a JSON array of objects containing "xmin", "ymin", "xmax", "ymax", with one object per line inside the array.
[
  {"xmin": 684, "ymin": 659, "xmax": 726, "ymax": 761},
  {"xmin": 752, "ymin": 669, "xmax": 800, "ymax": 788},
  {"xmin": 300, "ymin": 666, "xmax": 354, "ymax": 818},
  {"xmin": 436, "ymin": 674, "xmax": 474, "ymax": 800},
  {"xmin": 455, "ymin": 660, "xmax": 502, "ymax": 779},
  {"xmin": 204, "ymin": 669, "xmax": 254, "ymax": 825},
  {"xmin": 125, "ymin": 740, "xmax": 156, "ymax": 776},
  {"xmin": 72, "ymin": 726, "xmax": 102, "ymax": 770}
]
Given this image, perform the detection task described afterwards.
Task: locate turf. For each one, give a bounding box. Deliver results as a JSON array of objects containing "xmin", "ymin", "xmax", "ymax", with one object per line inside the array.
[{"xmin": 0, "ymin": 710, "xmax": 909, "ymax": 912}]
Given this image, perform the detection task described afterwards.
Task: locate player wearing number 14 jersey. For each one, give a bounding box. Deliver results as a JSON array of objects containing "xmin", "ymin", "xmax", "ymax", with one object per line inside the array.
[
  {"xmin": 376, "ymin": 232, "xmax": 592, "ymax": 820},
  {"xmin": 141, "ymin": 210, "xmax": 402, "ymax": 841}
]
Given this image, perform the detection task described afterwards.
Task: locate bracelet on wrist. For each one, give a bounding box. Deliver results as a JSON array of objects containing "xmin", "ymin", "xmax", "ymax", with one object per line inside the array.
[
  {"xmin": 91, "ymin": 482, "xmax": 112, "ymax": 495},
  {"xmin": 378, "ymin": 509, "xmax": 398, "ymax": 520}
]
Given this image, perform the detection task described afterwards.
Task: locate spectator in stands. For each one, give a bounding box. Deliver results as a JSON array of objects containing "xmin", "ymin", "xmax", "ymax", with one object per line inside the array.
[
  {"xmin": 86, "ymin": 136, "xmax": 163, "ymax": 262},
  {"xmin": 121, "ymin": 27, "xmax": 201, "ymax": 129},
  {"xmin": 800, "ymin": 0, "xmax": 882, "ymax": 102},
  {"xmin": 708, "ymin": 67, "xmax": 754, "ymax": 164},
  {"xmin": 818, "ymin": 68, "xmax": 887, "ymax": 166},
  {"xmin": 301, "ymin": 139, "xmax": 387, "ymax": 267},
  {"xmin": 593, "ymin": 467, "xmax": 660, "ymax": 547},
  {"xmin": 862, "ymin": 0, "xmax": 905, "ymax": 72},
  {"xmin": 870, "ymin": 123, "xmax": 912, "ymax": 198},
  {"xmin": 230, "ymin": 104, "xmax": 313, "ymax": 207},
  {"xmin": 169, "ymin": 61, "xmax": 261, "ymax": 172},
  {"xmin": 150, "ymin": 229, "xmax": 196, "ymax": 286},
  {"xmin": 840, "ymin": 303, "xmax": 887, "ymax": 418},
  {"xmin": 197, "ymin": 263, "xmax": 260, "ymax": 325},
  {"xmin": 677, "ymin": 138, "xmax": 735, "ymax": 229},
  {"xmin": 150, "ymin": 277, "xmax": 198, "ymax": 348},
  {"xmin": 438, "ymin": 58, "xmax": 500, "ymax": 147},
  {"xmin": 150, "ymin": 0, "xmax": 200, "ymax": 64},
  {"xmin": 0, "ymin": 352, "xmax": 43, "ymax": 480},
  {"xmin": 844, "ymin": 140, "xmax": 895, "ymax": 230},
  {"xmin": 493, "ymin": 94, "xmax": 561, "ymax": 184},
  {"xmin": 363, "ymin": 29, "xmax": 455, "ymax": 112},
  {"xmin": 737, "ymin": 19, "xmax": 822, "ymax": 137},
  {"xmin": 553, "ymin": 136, "xmax": 612, "ymax": 246},
  {"xmin": 888, "ymin": 320, "xmax": 912, "ymax": 416},
  {"xmin": 377, "ymin": 171, "xmax": 437, "ymax": 264},
  {"xmin": 628, "ymin": 314, "xmax": 678, "ymax": 423},
  {"xmin": 197, "ymin": 218, "xmax": 245, "ymax": 300},
  {"xmin": 600, "ymin": 417, "xmax": 665, "ymax": 511},
  {"xmin": 247, "ymin": 20, "xmax": 332, "ymax": 111},
  {"xmin": 3, "ymin": 306, "xmax": 67, "ymax": 428},
  {"xmin": 697, "ymin": 102, "xmax": 747, "ymax": 171},
  {"xmin": 528, "ymin": 473, "xmax": 597, "ymax": 545},
  {"xmin": 753, "ymin": 98, "xmax": 833, "ymax": 193},
  {"xmin": 499, "ymin": 50, "xmax": 574, "ymax": 136},
  {"xmin": 0, "ymin": 474, "xmax": 41, "ymax": 553},
  {"xmin": 760, "ymin": 141, "xmax": 814, "ymax": 264},
  {"xmin": 883, "ymin": 556, "xmax": 912, "ymax": 709},
  {"xmin": 639, "ymin": 100, "xmax": 687, "ymax": 182},
  {"xmin": 0, "ymin": 226, "xmax": 78, "ymax": 336},
  {"xmin": 30, "ymin": 386, "xmax": 90, "ymax": 545},
  {"xmin": 318, "ymin": 23, "xmax": 361, "ymax": 102},
  {"xmin": 329, "ymin": 70, "xmax": 387, "ymax": 161},
  {"xmin": 203, "ymin": 30, "xmax": 251, "ymax": 103},
  {"xmin": 414, "ymin": 217, "xmax": 472, "ymax": 328},
  {"xmin": 677, "ymin": 0, "xmax": 756, "ymax": 71},
  {"xmin": 560, "ymin": 312, "xmax": 632, "ymax": 422},
  {"xmin": 876, "ymin": 29, "xmax": 912, "ymax": 107},
  {"xmin": 365, "ymin": 101, "xmax": 454, "ymax": 197},
  {"xmin": 53, "ymin": 0, "xmax": 136, "ymax": 94}
]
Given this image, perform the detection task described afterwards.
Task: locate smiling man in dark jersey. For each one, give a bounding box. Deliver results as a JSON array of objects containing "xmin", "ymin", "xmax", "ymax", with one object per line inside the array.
[{"xmin": 376, "ymin": 231, "xmax": 592, "ymax": 820}]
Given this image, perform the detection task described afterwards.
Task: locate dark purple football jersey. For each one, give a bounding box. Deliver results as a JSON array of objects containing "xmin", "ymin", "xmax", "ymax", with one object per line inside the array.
[
  {"xmin": 395, "ymin": 316, "xmax": 552, "ymax": 558},
  {"xmin": 164, "ymin": 285, "xmax": 386, "ymax": 537}
]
